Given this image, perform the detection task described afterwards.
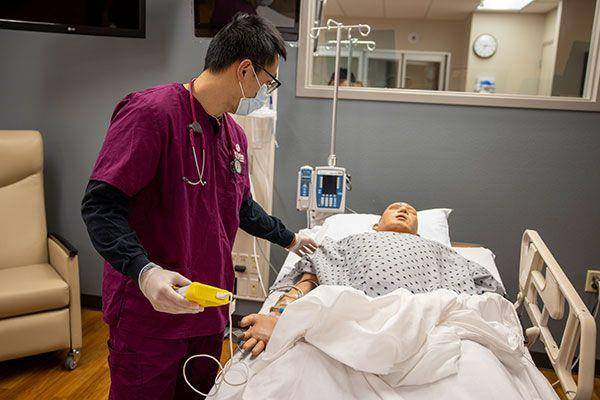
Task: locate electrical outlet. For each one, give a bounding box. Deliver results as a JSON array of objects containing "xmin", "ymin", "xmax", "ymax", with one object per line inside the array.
[
  {"xmin": 249, "ymin": 280, "xmax": 259, "ymax": 297},
  {"xmin": 585, "ymin": 270, "xmax": 600, "ymax": 293},
  {"xmin": 236, "ymin": 278, "xmax": 248, "ymax": 297},
  {"xmin": 247, "ymin": 254, "xmax": 260, "ymax": 274},
  {"xmin": 239, "ymin": 253, "xmax": 250, "ymax": 268}
]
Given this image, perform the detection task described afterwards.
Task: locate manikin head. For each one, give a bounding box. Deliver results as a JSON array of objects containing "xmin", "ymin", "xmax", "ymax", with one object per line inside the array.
[{"xmin": 373, "ymin": 202, "xmax": 418, "ymax": 235}]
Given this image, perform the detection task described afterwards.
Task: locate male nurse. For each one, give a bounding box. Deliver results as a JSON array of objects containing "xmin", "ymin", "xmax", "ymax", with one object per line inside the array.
[{"xmin": 81, "ymin": 13, "xmax": 316, "ymax": 399}]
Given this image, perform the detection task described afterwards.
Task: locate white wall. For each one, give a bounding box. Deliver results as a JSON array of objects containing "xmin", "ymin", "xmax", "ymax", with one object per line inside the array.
[
  {"xmin": 552, "ymin": 0, "xmax": 597, "ymax": 96},
  {"xmin": 466, "ymin": 13, "xmax": 546, "ymax": 95},
  {"xmin": 538, "ymin": 7, "xmax": 560, "ymax": 96}
]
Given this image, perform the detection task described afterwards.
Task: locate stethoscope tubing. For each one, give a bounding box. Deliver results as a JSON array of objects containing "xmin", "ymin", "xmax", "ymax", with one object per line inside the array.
[{"xmin": 183, "ymin": 79, "xmax": 241, "ymax": 186}]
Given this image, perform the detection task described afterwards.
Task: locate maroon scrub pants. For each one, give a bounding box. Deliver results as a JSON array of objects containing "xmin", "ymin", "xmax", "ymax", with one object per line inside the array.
[{"xmin": 107, "ymin": 326, "xmax": 223, "ymax": 400}]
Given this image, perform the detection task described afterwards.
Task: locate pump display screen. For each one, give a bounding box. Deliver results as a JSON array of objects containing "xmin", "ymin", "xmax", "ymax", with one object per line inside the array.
[{"xmin": 322, "ymin": 175, "xmax": 337, "ymax": 195}]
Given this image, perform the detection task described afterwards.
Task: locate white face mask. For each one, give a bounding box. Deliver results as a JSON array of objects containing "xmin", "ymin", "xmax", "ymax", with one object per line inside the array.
[{"xmin": 235, "ymin": 67, "xmax": 269, "ymax": 116}]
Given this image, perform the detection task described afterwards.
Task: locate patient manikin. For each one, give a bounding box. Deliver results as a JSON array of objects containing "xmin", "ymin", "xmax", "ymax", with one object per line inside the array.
[{"xmin": 239, "ymin": 202, "xmax": 505, "ymax": 356}]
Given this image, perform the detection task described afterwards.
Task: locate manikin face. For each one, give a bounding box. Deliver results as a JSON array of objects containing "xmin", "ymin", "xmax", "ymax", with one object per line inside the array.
[{"xmin": 373, "ymin": 202, "xmax": 418, "ymax": 235}]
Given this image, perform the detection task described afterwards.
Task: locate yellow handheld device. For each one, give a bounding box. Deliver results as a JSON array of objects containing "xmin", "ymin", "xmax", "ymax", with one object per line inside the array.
[{"xmin": 176, "ymin": 282, "xmax": 232, "ymax": 308}]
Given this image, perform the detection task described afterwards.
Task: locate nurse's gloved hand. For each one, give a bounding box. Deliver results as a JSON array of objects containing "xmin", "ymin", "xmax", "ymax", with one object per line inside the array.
[
  {"xmin": 286, "ymin": 233, "xmax": 318, "ymax": 257},
  {"xmin": 139, "ymin": 264, "xmax": 204, "ymax": 314}
]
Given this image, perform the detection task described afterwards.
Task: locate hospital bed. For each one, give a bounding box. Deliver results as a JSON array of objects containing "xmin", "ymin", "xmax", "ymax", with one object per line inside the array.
[{"xmin": 220, "ymin": 221, "xmax": 596, "ymax": 400}]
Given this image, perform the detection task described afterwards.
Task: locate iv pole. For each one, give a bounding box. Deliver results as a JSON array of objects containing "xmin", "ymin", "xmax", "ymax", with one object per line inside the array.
[{"xmin": 310, "ymin": 19, "xmax": 371, "ymax": 168}]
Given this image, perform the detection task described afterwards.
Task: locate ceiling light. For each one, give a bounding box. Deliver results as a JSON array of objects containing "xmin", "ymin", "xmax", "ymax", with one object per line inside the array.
[{"xmin": 477, "ymin": 0, "xmax": 534, "ymax": 11}]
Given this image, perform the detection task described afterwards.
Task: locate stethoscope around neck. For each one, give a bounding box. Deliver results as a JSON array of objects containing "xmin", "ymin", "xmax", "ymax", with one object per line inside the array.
[{"xmin": 182, "ymin": 79, "xmax": 243, "ymax": 187}]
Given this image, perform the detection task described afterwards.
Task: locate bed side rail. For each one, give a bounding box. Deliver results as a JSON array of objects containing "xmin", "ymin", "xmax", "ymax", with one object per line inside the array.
[{"xmin": 515, "ymin": 230, "xmax": 596, "ymax": 400}]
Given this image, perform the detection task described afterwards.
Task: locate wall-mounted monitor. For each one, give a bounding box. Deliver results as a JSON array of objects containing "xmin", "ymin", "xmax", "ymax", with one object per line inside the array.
[
  {"xmin": 194, "ymin": 0, "xmax": 300, "ymax": 41},
  {"xmin": 0, "ymin": 1, "xmax": 146, "ymax": 38}
]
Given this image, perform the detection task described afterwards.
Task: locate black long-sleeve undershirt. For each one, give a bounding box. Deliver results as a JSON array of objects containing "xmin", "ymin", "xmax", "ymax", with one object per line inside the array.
[{"xmin": 81, "ymin": 180, "xmax": 295, "ymax": 282}]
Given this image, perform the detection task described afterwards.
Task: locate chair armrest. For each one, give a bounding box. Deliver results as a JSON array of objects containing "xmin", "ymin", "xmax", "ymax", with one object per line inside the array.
[
  {"xmin": 48, "ymin": 234, "xmax": 78, "ymax": 282},
  {"xmin": 49, "ymin": 232, "xmax": 78, "ymax": 257},
  {"xmin": 48, "ymin": 234, "xmax": 82, "ymax": 349}
]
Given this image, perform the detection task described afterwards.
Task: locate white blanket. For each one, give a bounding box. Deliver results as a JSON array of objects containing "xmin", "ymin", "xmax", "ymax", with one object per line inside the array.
[{"xmin": 213, "ymin": 286, "xmax": 558, "ymax": 400}]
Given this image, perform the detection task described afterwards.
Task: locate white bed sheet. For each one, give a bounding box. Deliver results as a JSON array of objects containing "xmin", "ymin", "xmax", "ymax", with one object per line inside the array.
[
  {"xmin": 215, "ymin": 242, "xmax": 557, "ymax": 400},
  {"xmin": 213, "ymin": 340, "xmax": 555, "ymax": 400}
]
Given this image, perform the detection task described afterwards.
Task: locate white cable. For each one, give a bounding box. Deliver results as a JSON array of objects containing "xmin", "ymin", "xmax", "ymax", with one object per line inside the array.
[
  {"xmin": 253, "ymin": 236, "xmax": 268, "ymax": 297},
  {"xmin": 247, "ymin": 167, "xmax": 284, "ymax": 280},
  {"xmin": 184, "ymin": 126, "xmax": 280, "ymax": 395},
  {"xmin": 256, "ymin": 239, "xmax": 281, "ymax": 277},
  {"xmin": 183, "ymin": 301, "xmax": 250, "ymax": 397},
  {"xmin": 248, "ymin": 173, "xmax": 269, "ymax": 299}
]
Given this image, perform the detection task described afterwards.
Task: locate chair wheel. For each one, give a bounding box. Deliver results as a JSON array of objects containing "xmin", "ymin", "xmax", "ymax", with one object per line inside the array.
[
  {"xmin": 64, "ymin": 348, "xmax": 81, "ymax": 370},
  {"xmin": 65, "ymin": 355, "xmax": 77, "ymax": 370}
]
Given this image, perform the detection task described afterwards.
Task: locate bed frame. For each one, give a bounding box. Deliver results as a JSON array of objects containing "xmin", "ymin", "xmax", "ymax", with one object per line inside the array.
[
  {"xmin": 238, "ymin": 231, "xmax": 596, "ymax": 398},
  {"xmin": 515, "ymin": 230, "xmax": 596, "ymax": 400}
]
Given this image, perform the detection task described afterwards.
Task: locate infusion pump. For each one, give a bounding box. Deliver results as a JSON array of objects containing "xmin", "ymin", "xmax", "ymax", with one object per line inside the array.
[{"xmin": 296, "ymin": 165, "xmax": 347, "ymax": 216}]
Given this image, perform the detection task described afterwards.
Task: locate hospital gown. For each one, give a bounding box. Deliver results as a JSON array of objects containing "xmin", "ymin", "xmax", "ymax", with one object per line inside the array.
[{"xmin": 274, "ymin": 232, "xmax": 505, "ymax": 297}]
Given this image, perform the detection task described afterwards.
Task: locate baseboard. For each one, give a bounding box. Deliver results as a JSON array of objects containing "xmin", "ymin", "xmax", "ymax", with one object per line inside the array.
[
  {"xmin": 81, "ymin": 294, "xmax": 102, "ymax": 310},
  {"xmin": 530, "ymin": 351, "xmax": 600, "ymax": 375}
]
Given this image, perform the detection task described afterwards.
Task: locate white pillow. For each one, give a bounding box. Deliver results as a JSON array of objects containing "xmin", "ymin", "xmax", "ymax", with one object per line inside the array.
[
  {"xmin": 453, "ymin": 247, "xmax": 501, "ymax": 284},
  {"xmin": 319, "ymin": 209, "xmax": 452, "ymax": 247}
]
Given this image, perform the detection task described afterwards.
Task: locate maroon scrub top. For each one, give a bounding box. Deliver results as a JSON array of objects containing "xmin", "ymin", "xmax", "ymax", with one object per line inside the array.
[{"xmin": 90, "ymin": 83, "xmax": 251, "ymax": 339}]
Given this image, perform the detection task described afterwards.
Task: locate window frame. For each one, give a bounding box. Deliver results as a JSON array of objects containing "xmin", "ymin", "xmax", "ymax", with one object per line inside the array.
[{"xmin": 296, "ymin": 0, "xmax": 600, "ymax": 112}]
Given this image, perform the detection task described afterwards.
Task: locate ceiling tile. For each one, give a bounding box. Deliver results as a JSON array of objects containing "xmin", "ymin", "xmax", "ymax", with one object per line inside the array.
[
  {"xmin": 323, "ymin": 0, "xmax": 345, "ymax": 17},
  {"xmin": 427, "ymin": 0, "xmax": 480, "ymax": 20},
  {"xmin": 521, "ymin": 0, "xmax": 561, "ymax": 13},
  {"xmin": 341, "ymin": 0, "xmax": 386, "ymax": 18},
  {"xmin": 384, "ymin": 0, "xmax": 431, "ymax": 19}
]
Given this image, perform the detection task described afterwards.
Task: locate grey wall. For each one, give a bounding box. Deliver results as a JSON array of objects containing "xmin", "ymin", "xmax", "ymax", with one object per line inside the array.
[
  {"xmin": 273, "ymin": 46, "xmax": 600, "ymax": 307},
  {"xmin": 0, "ymin": 0, "xmax": 209, "ymax": 296},
  {"xmin": 1, "ymin": 0, "xmax": 600, "ymax": 352}
]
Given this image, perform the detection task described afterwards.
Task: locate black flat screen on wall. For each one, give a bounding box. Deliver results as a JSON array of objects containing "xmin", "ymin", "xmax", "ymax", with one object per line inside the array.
[
  {"xmin": 194, "ymin": 0, "xmax": 300, "ymax": 41},
  {"xmin": 0, "ymin": 1, "xmax": 145, "ymax": 38}
]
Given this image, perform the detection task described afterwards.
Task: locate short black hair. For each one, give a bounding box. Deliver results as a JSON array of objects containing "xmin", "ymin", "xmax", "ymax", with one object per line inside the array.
[
  {"xmin": 328, "ymin": 68, "xmax": 356, "ymax": 84},
  {"xmin": 204, "ymin": 13, "xmax": 287, "ymax": 73}
]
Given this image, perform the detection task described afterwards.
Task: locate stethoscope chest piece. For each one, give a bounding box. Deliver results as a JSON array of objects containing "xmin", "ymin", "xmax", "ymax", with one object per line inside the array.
[
  {"xmin": 230, "ymin": 158, "xmax": 242, "ymax": 175},
  {"xmin": 189, "ymin": 121, "xmax": 202, "ymax": 133}
]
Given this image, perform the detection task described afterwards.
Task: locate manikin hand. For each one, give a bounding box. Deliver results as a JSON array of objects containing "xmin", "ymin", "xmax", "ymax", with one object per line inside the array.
[{"xmin": 239, "ymin": 313, "xmax": 279, "ymax": 357}]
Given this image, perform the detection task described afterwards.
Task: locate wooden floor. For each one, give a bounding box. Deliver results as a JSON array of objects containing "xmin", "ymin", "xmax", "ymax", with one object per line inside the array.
[
  {"xmin": 0, "ymin": 309, "xmax": 598, "ymax": 400},
  {"xmin": 540, "ymin": 370, "xmax": 600, "ymax": 400},
  {"xmin": 0, "ymin": 309, "xmax": 110, "ymax": 399}
]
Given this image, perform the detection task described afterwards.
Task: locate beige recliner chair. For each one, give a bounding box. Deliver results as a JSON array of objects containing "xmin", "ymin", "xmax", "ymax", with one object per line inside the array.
[{"xmin": 0, "ymin": 130, "xmax": 82, "ymax": 369}]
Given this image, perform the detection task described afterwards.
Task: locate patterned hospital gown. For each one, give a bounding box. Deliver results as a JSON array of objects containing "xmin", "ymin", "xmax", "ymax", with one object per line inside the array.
[{"xmin": 273, "ymin": 232, "xmax": 505, "ymax": 297}]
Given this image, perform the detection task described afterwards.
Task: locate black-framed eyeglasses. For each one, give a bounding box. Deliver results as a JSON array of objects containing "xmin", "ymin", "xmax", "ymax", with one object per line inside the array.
[{"xmin": 256, "ymin": 63, "xmax": 282, "ymax": 95}]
